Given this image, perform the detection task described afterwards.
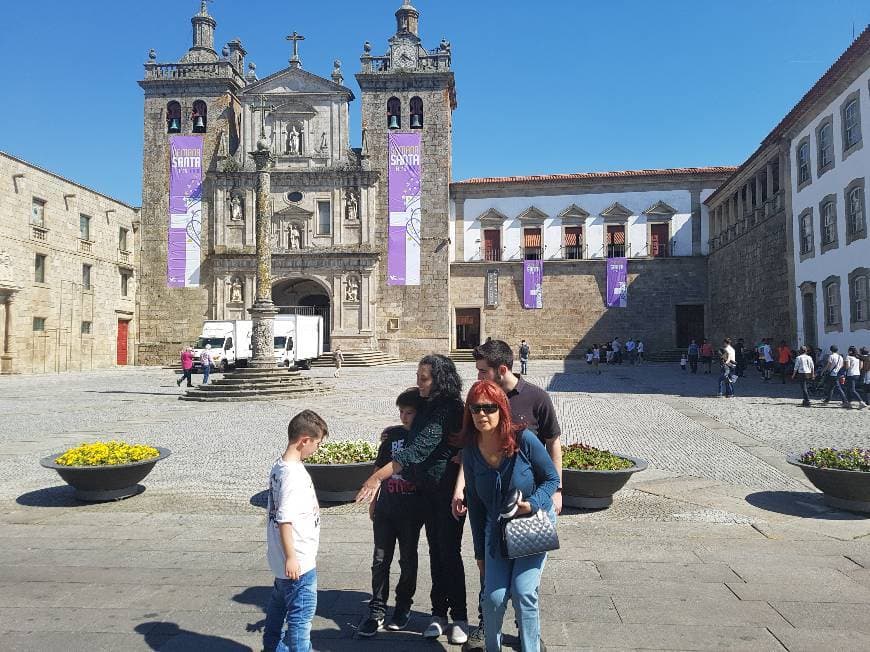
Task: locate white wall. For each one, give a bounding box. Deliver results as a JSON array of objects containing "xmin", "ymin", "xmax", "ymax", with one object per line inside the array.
[
  {"xmin": 790, "ymin": 66, "xmax": 870, "ymax": 351},
  {"xmin": 460, "ymin": 189, "xmax": 694, "ymax": 261},
  {"xmin": 700, "ymin": 188, "xmax": 715, "ymax": 255}
]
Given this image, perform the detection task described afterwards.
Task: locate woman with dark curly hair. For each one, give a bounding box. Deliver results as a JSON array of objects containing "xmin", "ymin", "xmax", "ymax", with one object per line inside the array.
[{"xmin": 356, "ymin": 354, "xmax": 468, "ymax": 644}]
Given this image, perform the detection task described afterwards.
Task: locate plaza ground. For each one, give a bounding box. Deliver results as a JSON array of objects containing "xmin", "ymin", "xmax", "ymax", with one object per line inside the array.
[{"xmin": 1, "ymin": 361, "xmax": 869, "ymax": 651}]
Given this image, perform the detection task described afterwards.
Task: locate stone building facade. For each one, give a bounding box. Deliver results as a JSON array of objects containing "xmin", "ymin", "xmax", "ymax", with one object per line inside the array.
[
  {"xmin": 0, "ymin": 152, "xmax": 139, "ymax": 374},
  {"xmin": 449, "ymin": 170, "xmax": 731, "ymax": 356}
]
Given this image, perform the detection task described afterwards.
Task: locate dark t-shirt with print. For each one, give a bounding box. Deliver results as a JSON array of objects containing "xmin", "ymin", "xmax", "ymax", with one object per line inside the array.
[
  {"xmin": 506, "ymin": 376, "xmax": 561, "ymax": 445},
  {"xmin": 375, "ymin": 425, "xmax": 422, "ymax": 516}
]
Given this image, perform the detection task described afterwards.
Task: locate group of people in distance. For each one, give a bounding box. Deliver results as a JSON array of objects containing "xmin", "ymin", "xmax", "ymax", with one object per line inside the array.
[
  {"xmin": 263, "ymin": 339, "xmax": 561, "ymax": 652},
  {"xmin": 585, "ymin": 337, "xmax": 645, "ymax": 373}
]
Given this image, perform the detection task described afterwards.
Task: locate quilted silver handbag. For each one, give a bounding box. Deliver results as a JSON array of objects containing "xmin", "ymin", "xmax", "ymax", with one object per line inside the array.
[{"xmin": 500, "ymin": 507, "xmax": 560, "ymax": 559}]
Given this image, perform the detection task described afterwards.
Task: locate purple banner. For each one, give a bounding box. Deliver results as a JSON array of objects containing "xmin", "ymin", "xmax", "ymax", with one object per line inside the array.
[
  {"xmin": 168, "ymin": 135, "xmax": 203, "ymax": 288},
  {"xmin": 387, "ymin": 132, "xmax": 421, "ymax": 286},
  {"xmin": 523, "ymin": 260, "xmax": 543, "ymax": 309},
  {"xmin": 606, "ymin": 257, "xmax": 628, "ymax": 307}
]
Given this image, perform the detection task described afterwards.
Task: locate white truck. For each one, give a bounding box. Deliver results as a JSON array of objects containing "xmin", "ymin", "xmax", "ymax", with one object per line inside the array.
[
  {"xmin": 273, "ymin": 314, "xmax": 324, "ymax": 369},
  {"xmin": 193, "ymin": 320, "xmax": 253, "ymax": 372}
]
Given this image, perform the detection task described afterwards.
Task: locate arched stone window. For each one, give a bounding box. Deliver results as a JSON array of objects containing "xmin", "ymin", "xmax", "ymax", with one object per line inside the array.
[
  {"xmin": 410, "ymin": 96, "xmax": 423, "ymax": 129},
  {"xmin": 166, "ymin": 101, "xmax": 182, "ymax": 134},
  {"xmin": 192, "ymin": 100, "xmax": 208, "ymax": 133},
  {"xmin": 387, "ymin": 97, "xmax": 401, "ymax": 130}
]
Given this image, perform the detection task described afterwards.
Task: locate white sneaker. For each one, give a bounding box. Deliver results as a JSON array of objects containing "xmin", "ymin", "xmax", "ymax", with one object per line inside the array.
[
  {"xmin": 447, "ymin": 620, "xmax": 468, "ymax": 644},
  {"xmin": 423, "ymin": 616, "xmax": 446, "ymax": 639}
]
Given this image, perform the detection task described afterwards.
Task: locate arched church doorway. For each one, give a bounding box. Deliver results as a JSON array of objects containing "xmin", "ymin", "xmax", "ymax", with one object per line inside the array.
[{"xmin": 272, "ymin": 277, "xmax": 331, "ymax": 351}]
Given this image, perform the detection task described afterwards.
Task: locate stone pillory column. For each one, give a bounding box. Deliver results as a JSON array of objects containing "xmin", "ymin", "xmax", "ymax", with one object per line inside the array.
[{"xmin": 248, "ymin": 96, "xmax": 278, "ymax": 369}]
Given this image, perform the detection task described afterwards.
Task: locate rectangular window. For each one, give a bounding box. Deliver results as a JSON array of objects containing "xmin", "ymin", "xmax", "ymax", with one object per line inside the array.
[
  {"xmin": 606, "ymin": 225, "xmax": 626, "ymax": 257},
  {"xmin": 855, "ymin": 276, "xmax": 868, "ymax": 322},
  {"xmin": 844, "ymin": 99, "xmax": 861, "ymax": 149},
  {"xmin": 818, "ymin": 123, "xmax": 833, "ymax": 170},
  {"xmin": 31, "ymin": 198, "xmax": 45, "ymax": 227},
  {"xmin": 33, "ymin": 317, "xmax": 46, "ymax": 332},
  {"xmin": 822, "ymin": 202, "xmax": 836, "ymax": 244},
  {"xmin": 119, "ymin": 227, "xmax": 129, "ymax": 251},
  {"xmin": 317, "ymin": 201, "xmax": 331, "ymax": 235},
  {"xmin": 800, "ymin": 214, "xmax": 814, "ymax": 254},
  {"xmin": 82, "ymin": 264, "xmax": 92, "ymax": 290},
  {"xmin": 79, "ymin": 214, "xmax": 91, "ymax": 241},
  {"xmin": 121, "ymin": 273, "xmax": 129, "ymax": 297},
  {"xmin": 523, "ymin": 228, "xmax": 542, "ymax": 260},
  {"xmin": 34, "ymin": 254, "xmax": 46, "ymax": 283},
  {"xmin": 849, "ymin": 187, "xmax": 865, "ymax": 235},
  {"xmin": 826, "ymin": 283, "xmax": 840, "ymax": 325},
  {"xmin": 81, "ymin": 321, "xmax": 92, "ymax": 335},
  {"xmin": 564, "ymin": 226, "xmax": 583, "ymax": 259},
  {"xmin": 483, "ymin": 229, "xmax": 501, "ymax": 261},
  {"xmin": 797, "ymin": 142, "xmax": 810, "ymax": 185}
]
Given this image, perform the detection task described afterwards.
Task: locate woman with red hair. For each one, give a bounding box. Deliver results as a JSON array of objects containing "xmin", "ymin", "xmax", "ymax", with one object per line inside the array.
[{"xmin": 461, "ymin": 380, "xmax": 559, "ymax": 652}]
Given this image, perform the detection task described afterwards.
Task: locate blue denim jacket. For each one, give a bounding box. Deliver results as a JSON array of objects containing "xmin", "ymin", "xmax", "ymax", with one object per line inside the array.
[{"xmin": 464, "ymin": 429, "xmax": 559, "ymax": 560}]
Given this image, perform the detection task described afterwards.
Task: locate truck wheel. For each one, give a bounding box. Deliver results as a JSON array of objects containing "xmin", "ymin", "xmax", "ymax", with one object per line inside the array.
[
  {"xmin": 220, "ymin": 360, "xmax": 228, "ymax": 373},
  {"xmin": 299, "ymin": 360, "xmax": 311, "ymax": 370},
  {"xmin": 284, "ymin": 360, "xmax": 291, "ymax": 367}
]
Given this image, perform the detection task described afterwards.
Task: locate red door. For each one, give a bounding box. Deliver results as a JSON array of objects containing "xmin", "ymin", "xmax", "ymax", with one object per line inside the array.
[
  {"xmin": 483, "ymin": 229, "xmax": 501, "ymax": 261},
  {"xmin": 650, "ymin": 223, "xmax": 670, "ymax": 256},
  {"xmin": 117, "ymin": 320, "xmax": 129, "ymax": 366}
]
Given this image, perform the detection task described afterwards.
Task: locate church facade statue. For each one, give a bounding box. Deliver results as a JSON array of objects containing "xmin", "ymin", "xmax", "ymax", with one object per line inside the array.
[
  {"xmin": 319, "ymin": 131, "xmax": 328, "ymax": 153},
  {"xmin": 345, "ymin": 276, "xmax": 360, "ymax": 303},
  {"xmin": 229, "ymin": 194, "xmax": 244, "ymax": 221},
  {"xmin": 346, "ymin": 189, "xmax": 359, "ymax": 221},
  {"xmin": 229, "ymin": 278, "xmax": 243, "ymax": 303},
  {"xmin": 289, "ymin": 224, "xmax": 301, "ymax": 249},
  {"xmin": 287, "ymin": 125, "xmax": 300, "ymax": 155}
]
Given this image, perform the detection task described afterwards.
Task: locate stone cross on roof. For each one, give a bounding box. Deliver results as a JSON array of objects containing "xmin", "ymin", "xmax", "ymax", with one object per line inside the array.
[
  {"xmin": 199, "ymin": 0, "xmax": 212, "ymax": 16},
  {"xmin": 286, "ymin": 31, "xmax": 305, "ymax": 68}
]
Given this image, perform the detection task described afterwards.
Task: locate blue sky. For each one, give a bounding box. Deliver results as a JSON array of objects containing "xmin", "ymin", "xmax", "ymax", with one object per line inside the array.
[{"xmin": 2, "ymin": 1, "xmax": 867, "ymax": 206}]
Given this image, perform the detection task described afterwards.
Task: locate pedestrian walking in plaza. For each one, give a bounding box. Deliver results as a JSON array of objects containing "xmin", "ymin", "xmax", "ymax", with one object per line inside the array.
[
  {"xmin": 200, "ymin": 344, "xmax": 212, "ymax": 385},
  {"xmin": 605, "ymin": 342, "xmax": 614, "ymax": 364},
  {"xmin": 700, "ymin": 339, "xmax": 714, "ymax": 374},
  {"xmin": 680, "ymin": 353, "xmax": 688, "ymax": 371},
  {"xmin": 636, "ymin": 339, "xmax": 644, "ymax": 364},
  {"xmin": 760, "ymin": 339, "xmax": 774, "ymax": 382},
  {"xmin": 263, "ymin": 410, "xmax": 328, "ymax": 652},
  {"xmin": 518, "ymin": 339, "xmax": 530, "ymax": 375},
  {"xmin": 687, "ymin": 339, "xmax": 700, "ymax": 374},
  {"xmin": 356, "ymin": 355, "xmax": 468, "ymax": 645},
  {"xmin": 791, "ymin": 346, "xmax": 815, "ymax": 407},
  {"xmin": 459, "ymin": 380, "xmax": 559, "ymax": 652},
  {"xmin": 333, "ymin": 346, "xmax": 344, "ymax": 378},
  {"xmin": 626, "ymin": 338, "xmax": 637, "ymax": 365},
  {"xmin": 592, "ymin": 344, "xmax": 601, "ymax": 374},
  {"xmin": 585, "ymin": 348, "xmax": 593, "ymax": 365},
  {"xmin": 776, "ymin": 340, "xmax": 792, "ymax": 384},
  {"xmin": 844, "ymin": 347, "xmax": 868, "ymax": 409},
  {"xmin": 735, "ymin": 338, "xmax": 746, "ymax": 377},
  {"xmin": 176, "ymin": 346, "xmax": 194, "ymax": 387},
  {"xmin": 358, "ymin": 389, "xmax": 425, "ymax": 638},
  {"xmin": 612, "ymin": 337, "xmax": 623, "ymax": 364},
  {"xmin": 860, "ymin": 347, "xmax": 870, "ymax": 403},
  {"xmin": 717, "ymin": 338, "xmax": 737, "ymax": 398},
  {"xmin": 820, "ymin": 345, "xmax": 849, "ymax": 407}
]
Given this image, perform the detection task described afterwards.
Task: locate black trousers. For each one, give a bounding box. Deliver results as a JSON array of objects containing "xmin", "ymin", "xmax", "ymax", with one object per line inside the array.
[
  {"xmin": 422, "ymin": 468, "xmax": 467, "ymax": 621},
  {"xmin": 369, "ymin": 509, "xmax": 424, "ymax": 618},
  {"xmin": 688, "ymin": 355, "xmax": 698, "ymax": 373}
]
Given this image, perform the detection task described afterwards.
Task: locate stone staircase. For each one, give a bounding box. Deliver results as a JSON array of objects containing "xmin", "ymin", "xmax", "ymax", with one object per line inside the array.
[
  {"xmin": 179, "ymin": 367, "xmax": 328, "ymax": 402},
  {"xmin": 449, "ymin": 349, "xmax": 476, "ymax": 363},
  {"xmin": 309, "ymin": 349, "xmax": 403, "ymax": 368},
  {"xmin": 641, "ymin": 348, "xmax": 684, "ymax": 363}
]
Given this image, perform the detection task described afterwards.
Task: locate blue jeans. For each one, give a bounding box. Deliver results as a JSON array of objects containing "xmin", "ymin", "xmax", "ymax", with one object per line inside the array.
[
  {"xmin": 718, "ymin": 366, "xmax": 734, "ymax": 397},
  {"xmin": 520, "ymin": 359, "xmax": 528, "ymax": 375},
  {"xmin": 263, "ymin": 569, "xmax": 317, "ymax": 652},
  {"xmin": 482, "ymin": 510, "xmax": 553, "ymax": 652},
  {"xmin": 202, "ymin": 363, "xmax": 210, "ymax": 385},
  {"xmin": 845, "ymin": 376, "xmax": 865, "ymax": 405}
]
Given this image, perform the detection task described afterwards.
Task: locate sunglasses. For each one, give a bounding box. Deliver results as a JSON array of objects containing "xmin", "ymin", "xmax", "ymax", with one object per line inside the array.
[{"xmin": 469, "ymin": 403, "xmax": 499, "ymax": 415}]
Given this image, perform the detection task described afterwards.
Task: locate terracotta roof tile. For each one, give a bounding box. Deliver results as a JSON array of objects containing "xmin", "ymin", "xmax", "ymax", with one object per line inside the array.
[{"xmin": 452, "ymin": 167, "xmax": 737, "ymax": 187}]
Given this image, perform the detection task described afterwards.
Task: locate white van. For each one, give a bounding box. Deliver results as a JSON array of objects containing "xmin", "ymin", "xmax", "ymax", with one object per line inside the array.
[
  {"xmin": 273, "ymin": 314, "xmax": 324, "ymax": 369},
  {"xmin": 194, "ymin": 320, "xmax": 253, "ymax": 372}
]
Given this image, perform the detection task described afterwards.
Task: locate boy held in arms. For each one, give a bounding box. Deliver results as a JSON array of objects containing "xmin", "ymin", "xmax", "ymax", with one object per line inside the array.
[
  {"xmin": 359, "ymin": 388, "xmax": 425, "ymax": 637},
  {"xmin": 263, "ymin": 410, "xmax": 328, "ymax": 652}
]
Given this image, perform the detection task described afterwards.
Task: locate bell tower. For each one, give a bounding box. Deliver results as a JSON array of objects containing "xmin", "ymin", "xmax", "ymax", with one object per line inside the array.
[
  {"xmin": 357, "ymin": 1, "xmax": 457, "ymax": 358},
  {"xmin": 137, "ymin": 1, "xmax": 246, "ymax": 364}
]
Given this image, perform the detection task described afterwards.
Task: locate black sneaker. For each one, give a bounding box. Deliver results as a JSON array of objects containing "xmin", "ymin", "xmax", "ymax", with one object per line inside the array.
[
  {"xmin": 386, "ymin": 608, "xmax": 411, "ymax": 631},
  {"xmin": 462, "ymin": 624, "xmax": 485, "ymax": 651},
  {"xmin": 358, "ymin": 616, "xmax": 383, "ymax": 638}
]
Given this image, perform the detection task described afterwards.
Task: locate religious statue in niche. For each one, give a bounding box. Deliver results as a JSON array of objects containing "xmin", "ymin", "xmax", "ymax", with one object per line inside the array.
[
  {"xmin": 229, "ymin": 193, "xmax": 244, "ymax": 221},
  {"xmin": 289, "ymin": 224, "xmax": 302, "ymax": 250},
  {"xmin": 286, "ymin": 125, "xmax": 300, "ymax": 155},
  {"xmin": 319, "ymin": 131, "xmax": 328, "ymax": 153},
  {"xmin": 229, "ymin": 278, "xmax": 243, "ymax": 304},
  {"xmin": 345, "ymin": 276, "xmax": 360, "ymax": 303},
  {"xmin": 345, "ymin": 189, "xmax": 359, "ymax": 221}
]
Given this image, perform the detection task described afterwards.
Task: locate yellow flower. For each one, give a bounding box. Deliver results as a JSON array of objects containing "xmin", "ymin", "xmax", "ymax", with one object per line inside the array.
[{"xmin": 55, "ymin": 441, "xmax": 160, "ymax": 467}]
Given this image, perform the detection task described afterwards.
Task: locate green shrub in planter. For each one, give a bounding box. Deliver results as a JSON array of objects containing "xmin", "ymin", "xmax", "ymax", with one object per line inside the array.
[
  {"xmin": 799, "ymin": 448, "xmax": 870, "ymax": 472},
  {"xmin": 306, "ymin": 440, "xmax": 379, "ymax": 465},
  {"xmin": 562, "ymin": 443, "xmax": 634, "ymax": 471}
]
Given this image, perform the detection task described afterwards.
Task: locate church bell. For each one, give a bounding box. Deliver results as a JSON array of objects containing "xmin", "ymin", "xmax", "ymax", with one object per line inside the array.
[
  {"xmin": 388, "ymin": 114, "xmax": 400, "ymax": 130},
  {"xmin": 193, "ymin": 115, "xmax": 205, "ymax": 130},
  {"xmin": 410, "ymin": 114, "xmax": 422, "ymax": 129},
  {"xmin": 168, "ymin": 118, "xmax": 181, "ymax": 133}
]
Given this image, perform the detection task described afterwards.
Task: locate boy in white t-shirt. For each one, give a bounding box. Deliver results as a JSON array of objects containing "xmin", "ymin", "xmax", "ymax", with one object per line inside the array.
[{"xmin": 263, "ymin": 410, "xmax": 328, "ymax": 652}]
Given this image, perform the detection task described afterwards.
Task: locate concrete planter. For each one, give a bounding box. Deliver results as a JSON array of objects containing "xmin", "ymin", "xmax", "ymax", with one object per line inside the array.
[
  {"xmin": 40, "ymin": 447, "xmax": 171, "ymax": 502},
  {"xmin": 304, "ymin": 460, "xmax": 376, "ymax": 502},
  {"xmin": 787, "ymin": 454, "xmax": 870, "ymax": 514},
  {"xmin": 562, "ymin": 453, "xmax": 648, "ymax": 509}
]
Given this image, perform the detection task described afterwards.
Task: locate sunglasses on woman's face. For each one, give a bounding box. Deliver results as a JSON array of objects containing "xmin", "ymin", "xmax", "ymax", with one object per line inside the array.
[{"xmin": 469, "ymin": 403, "xmax": 499, "ymax": 415}]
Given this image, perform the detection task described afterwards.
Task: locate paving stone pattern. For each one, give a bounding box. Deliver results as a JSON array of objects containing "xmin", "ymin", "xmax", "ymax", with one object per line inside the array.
[{"xmin": 1, "ymin": 362, "xmax": 869, "ymax": 650}]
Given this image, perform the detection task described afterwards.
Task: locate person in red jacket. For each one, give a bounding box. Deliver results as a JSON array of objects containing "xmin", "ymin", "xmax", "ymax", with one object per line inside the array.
[{"xmin": 177, "ymin": 346, "xmax": 194, "ymax": 387}]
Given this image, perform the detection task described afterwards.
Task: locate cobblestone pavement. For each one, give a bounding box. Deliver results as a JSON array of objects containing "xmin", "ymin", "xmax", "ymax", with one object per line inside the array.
[{"xmin": 1, "ymin": 362, "xmax": 869, "ymax": 650}]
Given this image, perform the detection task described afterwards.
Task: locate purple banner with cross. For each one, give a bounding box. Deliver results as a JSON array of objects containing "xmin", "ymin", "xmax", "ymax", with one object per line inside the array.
[
  {"xmin": 387, "ymin": 132, "xmax": 422, "ymax": 286},
  {"xmin": 523, "ymin": 259, "xmax": 543, "ymax": 309},
  {"xmin": 168, "ymin": 135, "xmax": 203, "ymax": 288},
  {"xmin": 606, "ymin": 257, "xmax": 628, "ymax": 307}
]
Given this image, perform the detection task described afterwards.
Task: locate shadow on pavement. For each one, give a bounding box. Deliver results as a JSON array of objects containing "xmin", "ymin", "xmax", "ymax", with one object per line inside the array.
[
  {"xmin": 135, "ymin": 621, "xmax": 251, "ymax": 651},
  {"xmin": 745, "ymin": 490, "xmax": 869, "ymax": 520},
  {"xmin": 85, "ymin": 390, "xmax": 181, "ymax": 397},
  {"xmin": 17, "ymin": 484, "xmax": 87, "ymax": 507}
]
